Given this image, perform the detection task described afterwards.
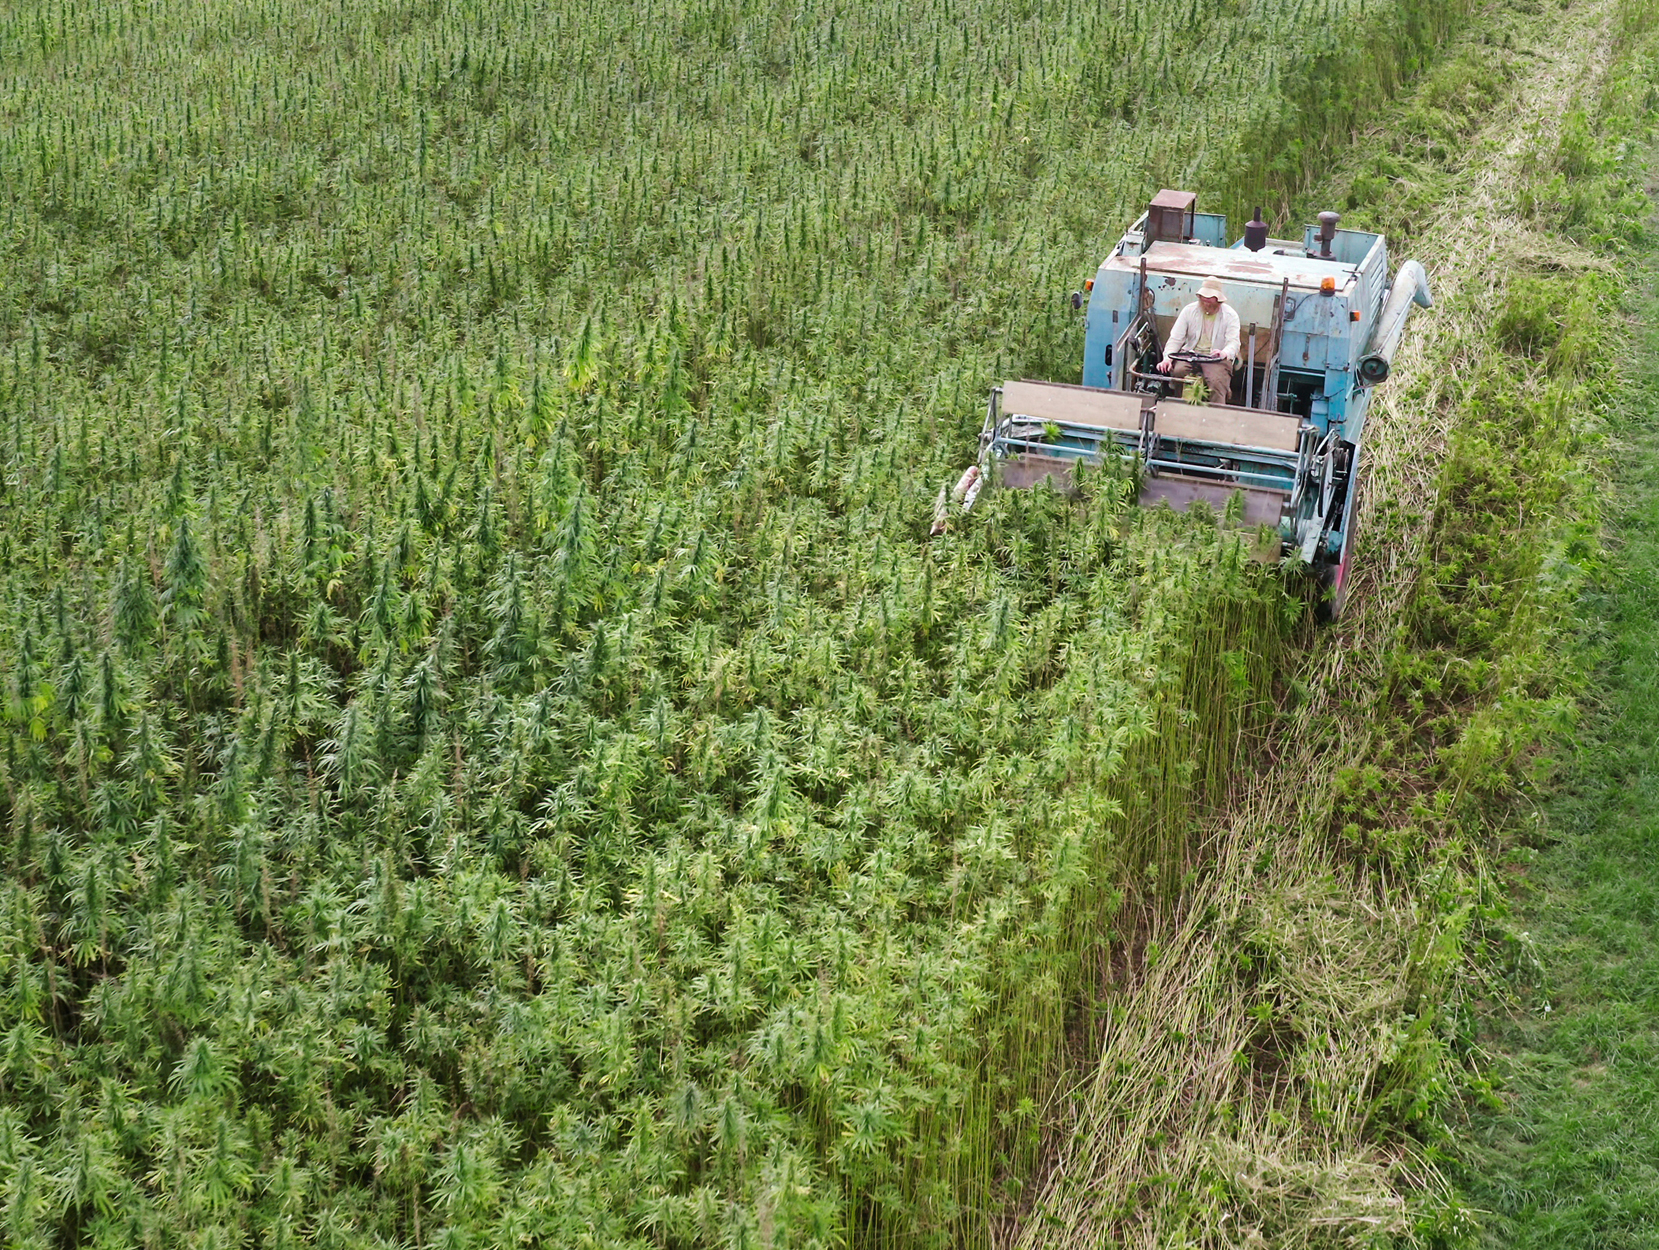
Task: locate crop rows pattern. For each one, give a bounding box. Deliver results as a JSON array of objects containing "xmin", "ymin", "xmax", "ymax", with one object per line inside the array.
[{"xmin": 0, "ymin": 0, "xmax": 1468, "ymax": 1244}]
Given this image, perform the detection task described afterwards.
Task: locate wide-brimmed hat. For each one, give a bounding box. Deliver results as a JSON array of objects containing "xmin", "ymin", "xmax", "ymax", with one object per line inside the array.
[{"xmin": 1197, "ymin": 280, "xmax": 1227, "ymax": 301}]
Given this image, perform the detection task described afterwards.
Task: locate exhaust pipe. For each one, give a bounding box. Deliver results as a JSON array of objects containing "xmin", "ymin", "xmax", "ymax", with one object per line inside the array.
[
  {"xmin": 1357, "ymin": 260, "xmax": 1433, "ymax": 386},
  {"xmin": 1316, "ymin": 210, "xmax": 1340, "ymax": 258}
]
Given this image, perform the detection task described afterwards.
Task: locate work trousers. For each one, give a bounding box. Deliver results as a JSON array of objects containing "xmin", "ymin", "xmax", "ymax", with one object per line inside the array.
[{"xmin": 1171, "ymin": 359, "xmax": 1233, "ymax": 406}]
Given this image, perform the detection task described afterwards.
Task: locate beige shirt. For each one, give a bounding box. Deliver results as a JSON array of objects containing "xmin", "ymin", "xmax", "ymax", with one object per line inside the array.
[
  {"xmin": 1163, "ymin": 300, "xmax": 1241, "ymax": 363},
  {"xmin": 1196, "ymin": 314, "xmax": 1218, "ymax": 353}
]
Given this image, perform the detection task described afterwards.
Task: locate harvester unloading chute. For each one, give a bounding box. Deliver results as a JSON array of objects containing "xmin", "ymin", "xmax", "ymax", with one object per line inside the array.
[{"xmin": 1358, "ymin": 259, "xmax": 1433, "ymax": 386}]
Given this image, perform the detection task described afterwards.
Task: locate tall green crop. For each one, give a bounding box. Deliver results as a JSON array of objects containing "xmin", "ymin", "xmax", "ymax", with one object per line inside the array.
[{"xmin": 0, "ymin": 0, "xmax": 1471, "ymax": 1244}]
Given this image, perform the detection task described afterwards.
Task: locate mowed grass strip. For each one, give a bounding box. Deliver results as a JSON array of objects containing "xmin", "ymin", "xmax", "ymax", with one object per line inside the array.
[{"xmin": 1454, "ymin": 221, "xmax": 1659, "ymax": 1249}]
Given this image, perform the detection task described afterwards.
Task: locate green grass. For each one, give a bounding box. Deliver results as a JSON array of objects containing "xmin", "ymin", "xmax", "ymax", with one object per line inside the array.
[{"xmin": 1453, "ymin": 216, "xmax": 1659, "ymax": 1247}]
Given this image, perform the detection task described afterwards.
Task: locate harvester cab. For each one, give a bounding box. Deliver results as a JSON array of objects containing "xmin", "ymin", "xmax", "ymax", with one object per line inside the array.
[{"xmin": 962, "ymin": 189, "xmax": 1432, "ymax": 616}]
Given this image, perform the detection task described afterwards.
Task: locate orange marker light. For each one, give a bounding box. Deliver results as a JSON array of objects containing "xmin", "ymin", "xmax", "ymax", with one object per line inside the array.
[
  {"xmin": 1350, "ymin": 310, "xmax": 1361, "ymax": 322},
  {"xmin": 1084, "ymin": 278, "xmax": 1095, "ymax": 291}
]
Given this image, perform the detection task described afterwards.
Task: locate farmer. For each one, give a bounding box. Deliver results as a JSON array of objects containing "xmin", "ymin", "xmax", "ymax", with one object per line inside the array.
[{"xmin": 1157, "ymin": 279, "xmax": 1240, "ymax": 405}]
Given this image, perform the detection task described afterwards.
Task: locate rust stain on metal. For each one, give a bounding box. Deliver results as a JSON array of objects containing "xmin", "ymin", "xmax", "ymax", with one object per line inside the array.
[{"xmin": 1103, "ymin": 241, "xmax": 1359, "ymax": 294}]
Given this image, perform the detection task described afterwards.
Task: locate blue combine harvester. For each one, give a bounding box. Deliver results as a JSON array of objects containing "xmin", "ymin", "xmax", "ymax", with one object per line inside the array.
[{"xmin": 969, "ymin": 189, "xmax": 1431, "ymax": 616}]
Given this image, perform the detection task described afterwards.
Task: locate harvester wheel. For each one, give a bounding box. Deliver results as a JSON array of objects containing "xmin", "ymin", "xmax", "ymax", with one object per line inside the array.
[{"xmin": 1314, "ymin": 548, "xmax": 1351, "ymax": 621}]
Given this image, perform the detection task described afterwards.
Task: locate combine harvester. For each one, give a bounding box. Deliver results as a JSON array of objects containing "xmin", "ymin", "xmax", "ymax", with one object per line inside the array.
[{"xmin": 957, "ymin": 190, "xmax": 1431, "ymax": 616}]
